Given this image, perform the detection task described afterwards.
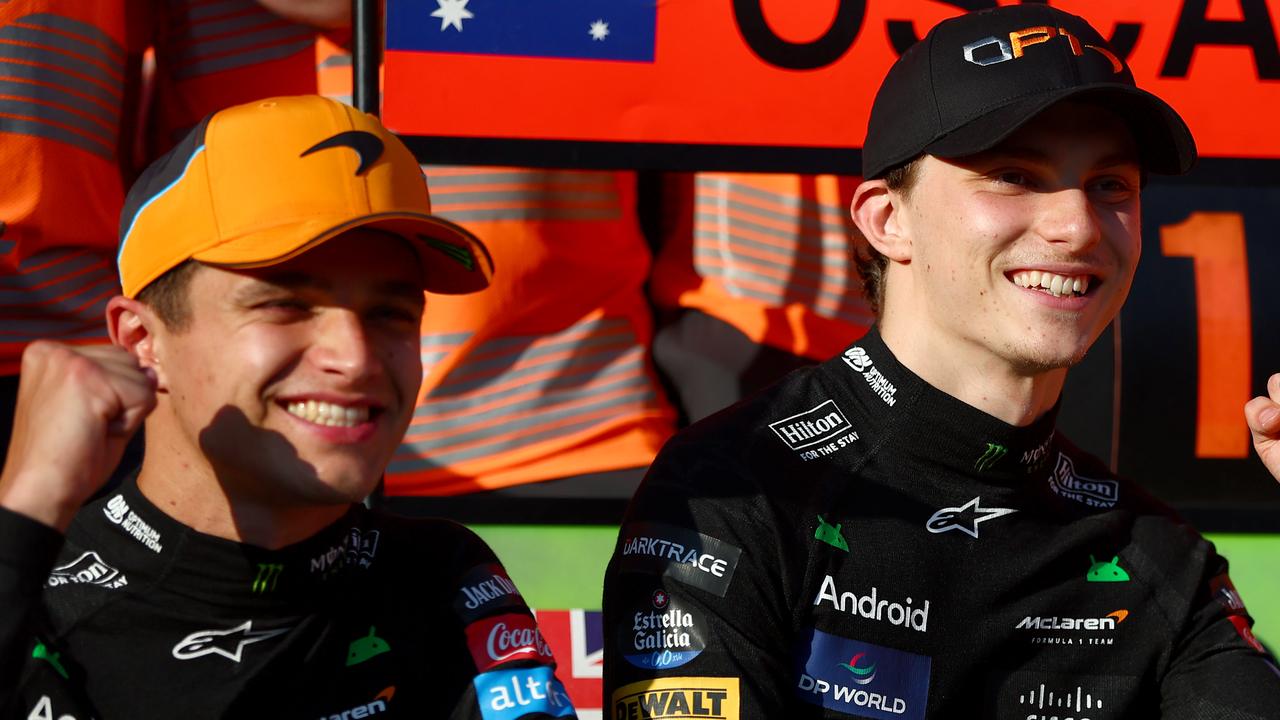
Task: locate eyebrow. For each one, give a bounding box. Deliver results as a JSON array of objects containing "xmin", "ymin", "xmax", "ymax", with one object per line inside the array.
[
  {"xmin": 985, "ymin": 145, "xmax": 1140, "ymax": 171},
  {"xmin": 232, "ymin": 272, "xmax": 424, "ymax": 304}
]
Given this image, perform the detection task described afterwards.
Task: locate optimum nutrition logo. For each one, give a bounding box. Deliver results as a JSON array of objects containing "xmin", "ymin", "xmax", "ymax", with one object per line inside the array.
[{"xmin": 769, "ymin": 400, "xmax": 854, "ymax": 451}]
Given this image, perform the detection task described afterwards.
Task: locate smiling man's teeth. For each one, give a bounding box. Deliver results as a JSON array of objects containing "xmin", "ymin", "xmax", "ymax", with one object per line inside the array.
[
  {"xmin": 285, "ymin": 400, "xmax": 369, "ymax": 427},
  {"xmin": 1011, "ymin": 270, "xmax": 1091, "ymax": 298}
]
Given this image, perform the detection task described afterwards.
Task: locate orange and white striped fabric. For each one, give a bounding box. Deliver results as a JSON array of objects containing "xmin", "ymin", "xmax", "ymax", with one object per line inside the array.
[
  {"xmin": 387, "ymin": 167, "xmax": 677, "ymax": 494},
  {"xmin": 651, "ymin": 172, "xmax": 875, "ymax": 361},
  {"xmin": 0, "ymin": 0, "xmax": 146, "ymax": 373}
]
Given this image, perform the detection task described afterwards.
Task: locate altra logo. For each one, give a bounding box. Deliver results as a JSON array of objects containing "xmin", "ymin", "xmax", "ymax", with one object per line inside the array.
[
  {"xmin": 102, "ymin": 495, "xmax": 163, "ymax": 553},
  {"xmin": 465, "ymin": 613, "xmax": 554, "ymax": 673},
  {"xmin": 473, "ymin": 666, "xmax": 575, "ymax": 720},
  {"xmin": 769, "ymin": 399, "xmax": 855, "ymax": 451},
  {"xmin": 962, "ymin": 24, "xmax": 1124, "ymax": 73},
  {"xmin": 46, "ymin": 551, "xmax": 128, "ymax": 589},
  {"xmin": 926, "ymin": 497, "xmax": 1016, "ymax": 539},
  {"xmin": 171, "ymin": 620, "xmax": 289, "ymax": 662},
  {"xmin": 1050, "ymin": 454, "xmax": 1120, "ymax": 509}
]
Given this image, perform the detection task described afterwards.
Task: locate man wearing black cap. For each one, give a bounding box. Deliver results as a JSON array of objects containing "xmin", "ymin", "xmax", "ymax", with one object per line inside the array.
[
  {"xmin": 603, "ymin": 6, "xmax": 1280, "ymax": 718},
  {"xmin": 0, "ymin": 96, "xmax": 576, "ymax": 719}
]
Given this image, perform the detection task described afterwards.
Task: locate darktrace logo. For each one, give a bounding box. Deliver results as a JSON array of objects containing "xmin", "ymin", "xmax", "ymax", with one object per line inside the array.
[
  {"xmin": 300, "ymin": 130, "xmax": 385, "ymax": 175},
  {"xmin": 962, "ymin": 25, "xmax": 1124, "ymax": 73},
  {"xmin": 617, "ymin": 522, "xmax": 742, "ymax": 597},
  {"xmin": 1016, "ymin": 609, "xmax": 1129, "ymax": 646},
  {"xmin": 171, "ymin": 620, "xmax": 289, "ymax": 662},
  {"xmin": 843, "ymin": 346, "xmax": 898, "ymax": 406},
  {"xmin": 621, "ymin": 588, "xmax": 706, "ymax": 671},
  {"xmin": 926, "ymin": 497, "xmax": 1015, "ymax": 539},
  {"xmin": 814, "ymin": 575, "xmax": 930, "ymax": 633},
  {"xmin": 318, "ymin": 686, "xmax": 394, "ymax": 720},
  {"xmin": 46, "ymin": 551, "xmax": 128, "ymax": 589},
  {"xmin": 612, "ymin": 677, "xmax": 738, "ymax": 720},
  {"xmin": 795, "ymin": 628, "xmax": 930, "ymax": 720},
  {"xmin": 974, "ymin": 442, "xmax": 1008, "ymax": 471},
  {"xmin": 1049, "ymin": 454, "xmax": 1119, "ymax": 509}
]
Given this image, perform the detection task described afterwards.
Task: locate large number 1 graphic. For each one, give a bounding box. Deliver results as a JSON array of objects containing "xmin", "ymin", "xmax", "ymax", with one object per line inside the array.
[{"xmin": 1160, "ymin": 212, "xmax": 1252, "ymax": 458}]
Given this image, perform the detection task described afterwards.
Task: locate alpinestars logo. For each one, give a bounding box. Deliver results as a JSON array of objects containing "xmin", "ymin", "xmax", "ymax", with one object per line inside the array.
[
  {"xmin": 1049, "ymin": 454, "xmax": 1119, "ymax": 509},
  {"xmin": 925, "ymin": 497, "xmax": 1016, "ymax": 539},
  {"xmin": 172, "ymin": 620, "xmax": 289, "ymax": 662},
  {"xmin": 46, "ymin": 551, "xmax": 128, "ymax": 589}
]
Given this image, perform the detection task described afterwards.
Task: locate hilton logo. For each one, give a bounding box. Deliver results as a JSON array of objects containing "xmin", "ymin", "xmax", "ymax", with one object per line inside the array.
[{"xmin": 769, "ymin": 400, "xmax": 853, "ymax": 451}]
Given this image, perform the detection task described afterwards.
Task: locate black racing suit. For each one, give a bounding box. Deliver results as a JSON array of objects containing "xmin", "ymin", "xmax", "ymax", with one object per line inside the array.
[
  {"xmin": 0, "ymin": 476, "xmax": 577, "ymax": 720},
  {"xmin": 603, "ymin": 328, "xmax": 1280, "ymax": 719}
]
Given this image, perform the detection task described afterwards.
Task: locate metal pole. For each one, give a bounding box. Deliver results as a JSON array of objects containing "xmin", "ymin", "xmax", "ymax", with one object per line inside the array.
[{"xmin": 353, "ymin": 0, "xmax": 381, "ymax": 115}]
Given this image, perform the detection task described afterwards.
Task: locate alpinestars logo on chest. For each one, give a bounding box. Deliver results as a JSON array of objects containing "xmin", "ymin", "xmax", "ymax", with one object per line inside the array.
[
  {"xmin": 172, "ymin": 620, "xmax": 290, "ymax": 662},
  {"xmin": 926, "ymin": 497, "xmax": 1016, "ymax": 538}
]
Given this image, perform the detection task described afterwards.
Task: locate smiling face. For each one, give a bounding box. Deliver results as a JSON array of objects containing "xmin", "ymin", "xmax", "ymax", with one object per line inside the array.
[
  {"xmin": 148, "ymin": 228, "xmax": 425, "ymax": 507},
  {"xmin": 881, "ymin": 101, "xmax": 1142, "ymax": 375}
]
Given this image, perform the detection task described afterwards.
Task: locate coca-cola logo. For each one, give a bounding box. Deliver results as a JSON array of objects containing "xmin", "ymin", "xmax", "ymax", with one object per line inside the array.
[{"xmin": 464, "ymin": 613, "xmax": 554, "ymax": 673}]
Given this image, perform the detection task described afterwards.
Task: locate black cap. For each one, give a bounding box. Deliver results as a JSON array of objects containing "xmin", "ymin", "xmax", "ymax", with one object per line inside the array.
[{"xmin": 861, "ymin": 5, "xmax": 1196, "ymax": 179}]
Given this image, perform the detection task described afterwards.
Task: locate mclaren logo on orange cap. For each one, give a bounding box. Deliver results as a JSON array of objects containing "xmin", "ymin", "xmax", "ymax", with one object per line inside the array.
[
  {"xmin": 301, "ymin": 130, "xmax": 386, "ymax": 175},
  {"xmin": 962, "ymin": 25, "xmax": 1123, "ymax": 73}
]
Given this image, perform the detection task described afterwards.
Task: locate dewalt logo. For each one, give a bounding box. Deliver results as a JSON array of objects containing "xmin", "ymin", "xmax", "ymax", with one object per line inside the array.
[{"xmin": 612, "ymin": 677, "xmax": 739, "ymax": 719}]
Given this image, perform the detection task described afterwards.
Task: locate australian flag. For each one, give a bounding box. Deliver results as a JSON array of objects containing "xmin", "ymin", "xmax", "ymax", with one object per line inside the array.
[{"xmin": 386, "ymin": 0, "xmax": 658, "ymax": 63}]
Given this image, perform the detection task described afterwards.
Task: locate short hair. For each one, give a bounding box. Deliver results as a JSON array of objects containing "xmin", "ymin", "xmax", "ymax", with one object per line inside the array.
[
  {"xmin": 136, "ymin": 260, "xmax": 200, "ymax": 332},
  {"xmin": 854, "ymin": 157, "xmax": 921, "ymax": 317}
]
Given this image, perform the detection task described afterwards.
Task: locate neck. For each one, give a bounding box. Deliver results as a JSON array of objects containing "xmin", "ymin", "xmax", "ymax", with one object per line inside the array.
[
  {"xmin": 878, "ymin": 318, "xmax": 1067, "ymax": 427},
  {"xmin": 136, "ymin": 421, "xmax": 348, "ymax": 550}
]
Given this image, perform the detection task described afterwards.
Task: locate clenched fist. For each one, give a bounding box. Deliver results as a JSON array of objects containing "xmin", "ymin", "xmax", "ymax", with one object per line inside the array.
[
  {"xmin": 0, "ymin": 342, "xmax": 157, "ymax": 531},
  {"xmin": 1245, "ymin": 372, "xmax": 1280, "ymax": 484}
]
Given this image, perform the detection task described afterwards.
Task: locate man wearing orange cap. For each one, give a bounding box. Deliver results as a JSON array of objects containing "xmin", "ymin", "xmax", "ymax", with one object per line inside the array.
[{"xmin": 0, "ymin": 96, "xmax": 576, "ymax": 719}]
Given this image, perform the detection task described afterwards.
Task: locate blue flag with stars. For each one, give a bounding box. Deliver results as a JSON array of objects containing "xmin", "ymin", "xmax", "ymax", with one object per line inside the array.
[{"xmin": 386, "ymin": 0, "xmax": 658, "ymax": 63}]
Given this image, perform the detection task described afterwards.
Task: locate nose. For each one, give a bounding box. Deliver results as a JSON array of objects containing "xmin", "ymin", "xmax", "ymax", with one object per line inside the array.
[
  {"xmin": 310, "ymin": 309, "xmax": 379, "ymax": 380},
  {"xmin": 1037, "ymin": 188, "xmax": 1101, "ymax": 253}
]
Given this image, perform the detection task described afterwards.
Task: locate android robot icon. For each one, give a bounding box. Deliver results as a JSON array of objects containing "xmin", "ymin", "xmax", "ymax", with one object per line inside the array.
[
  {"xmin": 347, "ymin": 627, "xmax": 391, "ymax": 666},
  {"xmin": 815, "ymin": 515, "xmax": 850, "ymax": 552},
  {"xmin": 1086, "ymin": 555, "xmax": 1131, "ymax": 583}
]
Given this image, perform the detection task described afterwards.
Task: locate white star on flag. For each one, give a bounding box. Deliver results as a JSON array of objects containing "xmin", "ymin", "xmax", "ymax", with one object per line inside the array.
[
  {"xmin": 431, "ymin": 0, "xmax": 473, "ymax": 32},
  {"xmin": 589, "ymin": 19, "xmax": 609, "ymax": 41}
]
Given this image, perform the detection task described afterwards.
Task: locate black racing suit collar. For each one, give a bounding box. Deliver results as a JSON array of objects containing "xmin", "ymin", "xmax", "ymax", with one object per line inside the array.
[
  {"xmin": 838, "ymin": 327, "xmax": 1060, "ymax": 483},
  {"xmin": 90, "ymin": 473, "xmax": 368, "ymax": 608}
]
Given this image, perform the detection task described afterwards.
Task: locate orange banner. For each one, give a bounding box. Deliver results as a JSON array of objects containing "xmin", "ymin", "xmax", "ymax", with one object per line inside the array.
[{"xmin": 384, "ymin": 0, "xmax": 1280, "ymax": 163}]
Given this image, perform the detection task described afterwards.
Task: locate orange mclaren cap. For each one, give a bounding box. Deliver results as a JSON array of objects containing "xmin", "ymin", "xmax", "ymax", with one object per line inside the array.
[{"xmin": 117, "ymin": 95, "xmax": 493, "ymax": 298}]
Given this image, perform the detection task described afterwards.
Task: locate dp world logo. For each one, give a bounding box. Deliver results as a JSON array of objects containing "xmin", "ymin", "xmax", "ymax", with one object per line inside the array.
[{"xmin": 839, "ymin": 653, "xmax": 876, "ymax": 685}]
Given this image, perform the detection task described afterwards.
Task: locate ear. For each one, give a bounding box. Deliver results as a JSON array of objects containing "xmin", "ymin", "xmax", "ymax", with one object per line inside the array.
[
  {"xmin": 106, "ymin": 296, "xmax": 169, "ymax": 391},
  {"xmin": 851, "ymin": 178, "xmax": 912, "ymax": 263}
]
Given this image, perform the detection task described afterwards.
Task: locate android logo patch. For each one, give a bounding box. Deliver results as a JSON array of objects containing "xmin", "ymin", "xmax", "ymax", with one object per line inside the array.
[
  {"xmin": 347, "ymin": 627, "xmax": 391, "ymax": 666},
  {"xmin": 814, "ymin": 516, "xmax": 849, "ymax": 552},
  {"xmin": 1086, "ymin": 555, "xmax": 1130, "ymax": 583}
]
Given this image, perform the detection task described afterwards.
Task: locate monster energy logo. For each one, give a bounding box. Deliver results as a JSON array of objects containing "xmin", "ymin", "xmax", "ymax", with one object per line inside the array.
[
  {"xmin": 253, "ymin": 563, "xmax": 284, "ymax": 593},
  {"xmin": 974, "ymin": 443, "xmax": 1008, "ymax": 471},
  {"xmin": 420, "ymin": 235, "xmax": 475, "ymax": 270}
]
